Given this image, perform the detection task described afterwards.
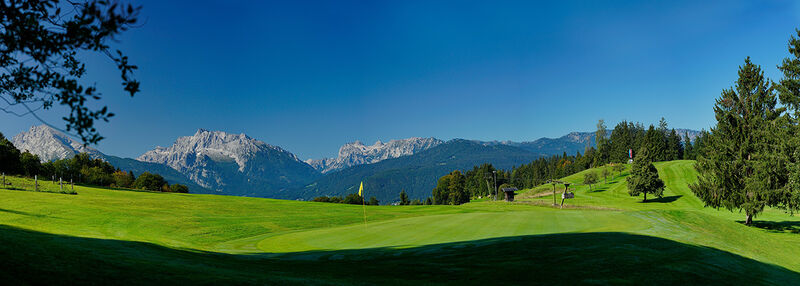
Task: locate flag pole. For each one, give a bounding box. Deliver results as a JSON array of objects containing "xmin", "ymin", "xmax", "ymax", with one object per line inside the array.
[{"xmin": 360, "ymin": 182, "xmax": 367, "ymax": 229}]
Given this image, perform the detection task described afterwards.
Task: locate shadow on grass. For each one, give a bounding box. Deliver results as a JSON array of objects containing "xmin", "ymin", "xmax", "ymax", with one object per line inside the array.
[
  {"xmin": 588, "ymin": 187, "xmax": 608, "ymax": 193},
  {"xmin": 0, "ymin": 208, "xmax": 47, "ymax": 218},
  {"xmin": 0, "ymin": 186, "xmax": 76, "ymax": 195},
  {"xmin": 642, "ymin": 195, "xmax": 683, "ymax": 203},
  {"xmin": 742, "ymin": 220, "xmax": 800, "ymax": 234},
  {"xmin": 0, "ymin": 225, "xmax": 796, "ymax": 285}
]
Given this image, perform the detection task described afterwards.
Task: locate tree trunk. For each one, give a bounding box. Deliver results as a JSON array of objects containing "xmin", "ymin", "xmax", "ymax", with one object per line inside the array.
[
  {"xmin": 643, "ymin": 192, "xmax": 647, "ymax": 203},
  {"xmin": 745, "ymin": 213, "xmax": 753, "ymax": 226}
]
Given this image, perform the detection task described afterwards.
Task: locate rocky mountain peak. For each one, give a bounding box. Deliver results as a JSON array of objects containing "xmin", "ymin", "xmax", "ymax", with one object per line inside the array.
[
  {"xmin": 137, "ymin": 129, "xmax": 317, "ymax": 194},
  {"xmin": 11, "ymin": 125, "xmax": 103, "ymax": 162},
  {"xmin": 308, "ymin": 137, "xmax": 444, "ymax": 174}
]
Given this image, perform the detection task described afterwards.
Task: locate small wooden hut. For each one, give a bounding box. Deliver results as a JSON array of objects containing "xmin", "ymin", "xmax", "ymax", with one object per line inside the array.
[{"xmin": 502, "ymin": 187, "xmax": 518, "ymax": 202}]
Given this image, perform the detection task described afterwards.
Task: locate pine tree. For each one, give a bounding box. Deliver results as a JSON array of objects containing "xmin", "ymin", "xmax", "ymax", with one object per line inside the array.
[
  {"xmin": 777, "ymin": 29, "xmax": 800, "ymax": 214},
  {"xmin": 683, "ymin": 132, "xmax": 694, "ymax": 160},
  {"xmin": 643, "ymin": 125, "xmax": 667, "ymax": 161},
  {"xmin": 667, "ymin": 129, "xmax": 683, "ymax": 160},
  {"xmin": 690, "ymin": 57, "xmax": 782, "ymax": 225},
  {"xmin": 399, "ymin": 190, "xmax": 410, "ymax": 205},
  {"xmin": 627, "ymin": 147, "xmax": 664, "ymax": 202}
]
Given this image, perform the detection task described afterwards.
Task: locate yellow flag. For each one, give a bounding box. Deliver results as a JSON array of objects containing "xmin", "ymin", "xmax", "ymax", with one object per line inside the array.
[{"xmin": 359, "ymin": 181, "xmax": 363, "ymax": 196}]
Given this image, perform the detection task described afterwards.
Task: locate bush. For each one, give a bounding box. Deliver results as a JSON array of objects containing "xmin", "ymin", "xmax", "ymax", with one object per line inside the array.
[
  {"xmin": 169, "ymin": 184, "xmax": 189, "ymax": 193},
  {"xmin": 112, "ymin": 170, "xmax": 135, "ymax": 188},
  {"xmin": 133, "ymin": 172, "xmax": 167, "ymax": 192},
  {"xmin": 342, "ymin": 193, "xmax": 364, "ymax": 205}
]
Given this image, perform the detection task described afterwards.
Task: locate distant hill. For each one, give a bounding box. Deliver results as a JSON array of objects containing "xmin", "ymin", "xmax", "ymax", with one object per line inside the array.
[
  {"xmin": 288, "ymin": 139, "xmax": 540, "ymax": 203},
  {"xmin": 485, "ymin": 131, "xmax": 596, "ymax": 156}
]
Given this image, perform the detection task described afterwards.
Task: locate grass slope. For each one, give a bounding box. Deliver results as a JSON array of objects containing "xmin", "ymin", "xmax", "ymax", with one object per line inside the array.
[{"xmin": 1, "ymin": 160, "xmax": 799, "ymax": 284}]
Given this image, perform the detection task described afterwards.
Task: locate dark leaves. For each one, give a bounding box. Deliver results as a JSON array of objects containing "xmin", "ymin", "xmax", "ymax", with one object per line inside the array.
[{"xmin": 0, "ymin": 0, "xmax": 141, "ymax": 145}]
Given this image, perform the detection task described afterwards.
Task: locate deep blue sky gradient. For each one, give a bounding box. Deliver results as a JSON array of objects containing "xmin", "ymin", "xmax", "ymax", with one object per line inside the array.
[{"xmin": 2, "ymin": 0, "xmax": 800, "ymax": 160}]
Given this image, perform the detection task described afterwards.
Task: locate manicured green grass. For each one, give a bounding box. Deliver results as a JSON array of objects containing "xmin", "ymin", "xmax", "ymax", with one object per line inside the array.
[{"xmin": 1, "ymin": 160, "xmax": 800, "ymax": 284}]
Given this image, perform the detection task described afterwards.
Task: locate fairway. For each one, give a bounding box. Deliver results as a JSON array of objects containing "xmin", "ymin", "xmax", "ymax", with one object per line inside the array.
[{"xmin": 1, "ymin": 160, "xmax": 800, "ymax": 284}]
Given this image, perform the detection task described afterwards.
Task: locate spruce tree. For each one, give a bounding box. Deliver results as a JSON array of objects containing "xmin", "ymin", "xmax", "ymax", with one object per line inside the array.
[
  {"xmin": 777, "ymin": 29, "xmax": 800, "ymax": 213},
  {"xmin": 683, "ymin": 132, "xmax": 694, "ymax": 160},
  {"xmin": 399, "ymin": 190, "xmax": 410, "ymax": 205},
  {"xmin": 690, "ymin": 57, "xmax": 782, "ymax": 225},
  {"xmin": 627, "ymin": 147, "xmax": 664, "ymax": 202}
]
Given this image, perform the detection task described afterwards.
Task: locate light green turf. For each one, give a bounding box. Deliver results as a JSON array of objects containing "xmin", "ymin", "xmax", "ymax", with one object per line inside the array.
[
  {"xmin": 253, "ymin": 161, "xmax": 800, "ymax": 271},
  {"xmin": 1, "ymin": 161, "xmax": 800, "ymax": 284}
]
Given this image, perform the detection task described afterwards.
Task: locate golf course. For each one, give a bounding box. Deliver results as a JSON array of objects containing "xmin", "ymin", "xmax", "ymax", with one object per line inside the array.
[{"xmin": 1, "ymin": 160, "xmax": 799, "ymax": 284}]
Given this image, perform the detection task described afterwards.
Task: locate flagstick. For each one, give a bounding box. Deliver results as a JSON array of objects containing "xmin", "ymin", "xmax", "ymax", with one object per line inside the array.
[{"xmin": 362, "ymin": 195, "xmax": 367, "ymax": 229}]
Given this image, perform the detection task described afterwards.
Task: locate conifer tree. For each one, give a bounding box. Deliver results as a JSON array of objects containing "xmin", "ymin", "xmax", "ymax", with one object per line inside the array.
[
  {"xmin": 690, "ymin": 57, "xmax": 782, "ymax": 225},
  {"xmin": 627, "ymin": 147, "xmax": 664, "ymax": 202},
  {"xmin": 777, "ymin": 29, "xmax": 800, "ymax": 214},
  {"xmin": 683, "ymin": 132, "xmax": 694, "ymax": 160},
  {"xmin": 399, "ymin": 190, "xmax": 410, "ymax": 205}
]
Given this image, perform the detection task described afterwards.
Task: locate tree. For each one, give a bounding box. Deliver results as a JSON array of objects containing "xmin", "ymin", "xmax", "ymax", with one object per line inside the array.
[
  {"xmin": 399, "ymin": 190, "xmax": 410, "ymax": 205},
  {"xmin": 612, "ymin": 163, "xmax": 624, "ymax": 177},
  {"xmin": 112, "ymin": 170, "xmax": 134, "ymax": 188},
  {"xmin": 594, "ymin": 119, "xmax": 610, "ymax": 166},
  {"xmin": 667, "ymin": 129, "xmax": 683, "ymax": 160},
  {"xmin": 690, "ymin": 57, "xmax": 782, "ymax": 225},
  {"xmin": 19, "ymin": 151, "xmax": 41, "ymax": 177},
  {"xmin": 368, "ymin": 196, "xmax": 379, "ymax": 206},
  {"xmin": 431, "ymin": 170, "xmax": 470, "ymax": 205},
  {"xmin": 775, "ymin": 29, "xmax": 800, "ymax": 214},
  {"xmin": 583, "ymin": 171, "xmax": 598, "ymax": 191},
  {"xmin": 643, "ymin": 125, "xmax": 667, "ymax": 162},
  {"xmin": 424, "ymin": 197, "xmax": 432, "ymax": 205},
  {"xmin": 627, "ymin": 147, "xmax": 665, "ymax": 202},
  {"xmin": 342, "ymin": 193, "xmax": 364, "ymax": 205},
  {"xmin": 169, "ymin": 184, "xmax": 188, "ymax": 193},
  {"xmin": 609, "ymin": 121, "xmax": 635, "ymax": 163},
  {"xmin": 81, "ymin": 166, "xmax": 112, "ymax": 186},
  {"xmin": 601, "ymin": 167, "xmax": 610, "ymax": 184},
  {"xmin": 0, "ymin": 0, "xmax": 141, "ymax": 144},
  {"xmin": 683, "ymin": 132, "xmax": 694, "ymax": 160},
  {"xmin": 0, "ymin": 132, "xmax": 22, "ymax": 174},
  {"xmin": 133, "ymin": 172, "xmax": 166, "ymax": 192}
]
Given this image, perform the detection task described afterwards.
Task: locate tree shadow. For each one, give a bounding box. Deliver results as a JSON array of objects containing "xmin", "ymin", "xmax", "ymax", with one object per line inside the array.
[
  {"xmin": 642, "ymin": 195, "xmax": 682, "ymax": 203},
  {"xmin": 0, "ymin": 208, "xmax": 47, "ymax": 218},
  {"xmin": 588, "ymin": 187, "xmax": 608, "ymax": 193},
  {"xmin": 0, "ymin": 225, "xmax": 796, "ymax": 285},
  {"xmin": 740, "ymin": 220, "xmax": 800, "ymax": 234}
]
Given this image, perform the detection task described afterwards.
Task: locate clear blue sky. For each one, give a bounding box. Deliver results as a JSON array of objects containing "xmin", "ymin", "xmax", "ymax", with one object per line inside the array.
[{"xmin": 2, "ymin": 0, "xmax": 799, "ymax": 160}]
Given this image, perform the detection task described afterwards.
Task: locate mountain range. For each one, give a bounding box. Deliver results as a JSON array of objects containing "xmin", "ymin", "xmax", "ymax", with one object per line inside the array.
[
  {"xmin": 305, "ymin": 137, "xmax": 444, "ymax": 174},
  {"xmin": 10, "ymin": 125, "xmax": 700, "ymax": 203},
  {"xmin": 136, "ymin": 129, "xmax": 319, "ymax": 196}
]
